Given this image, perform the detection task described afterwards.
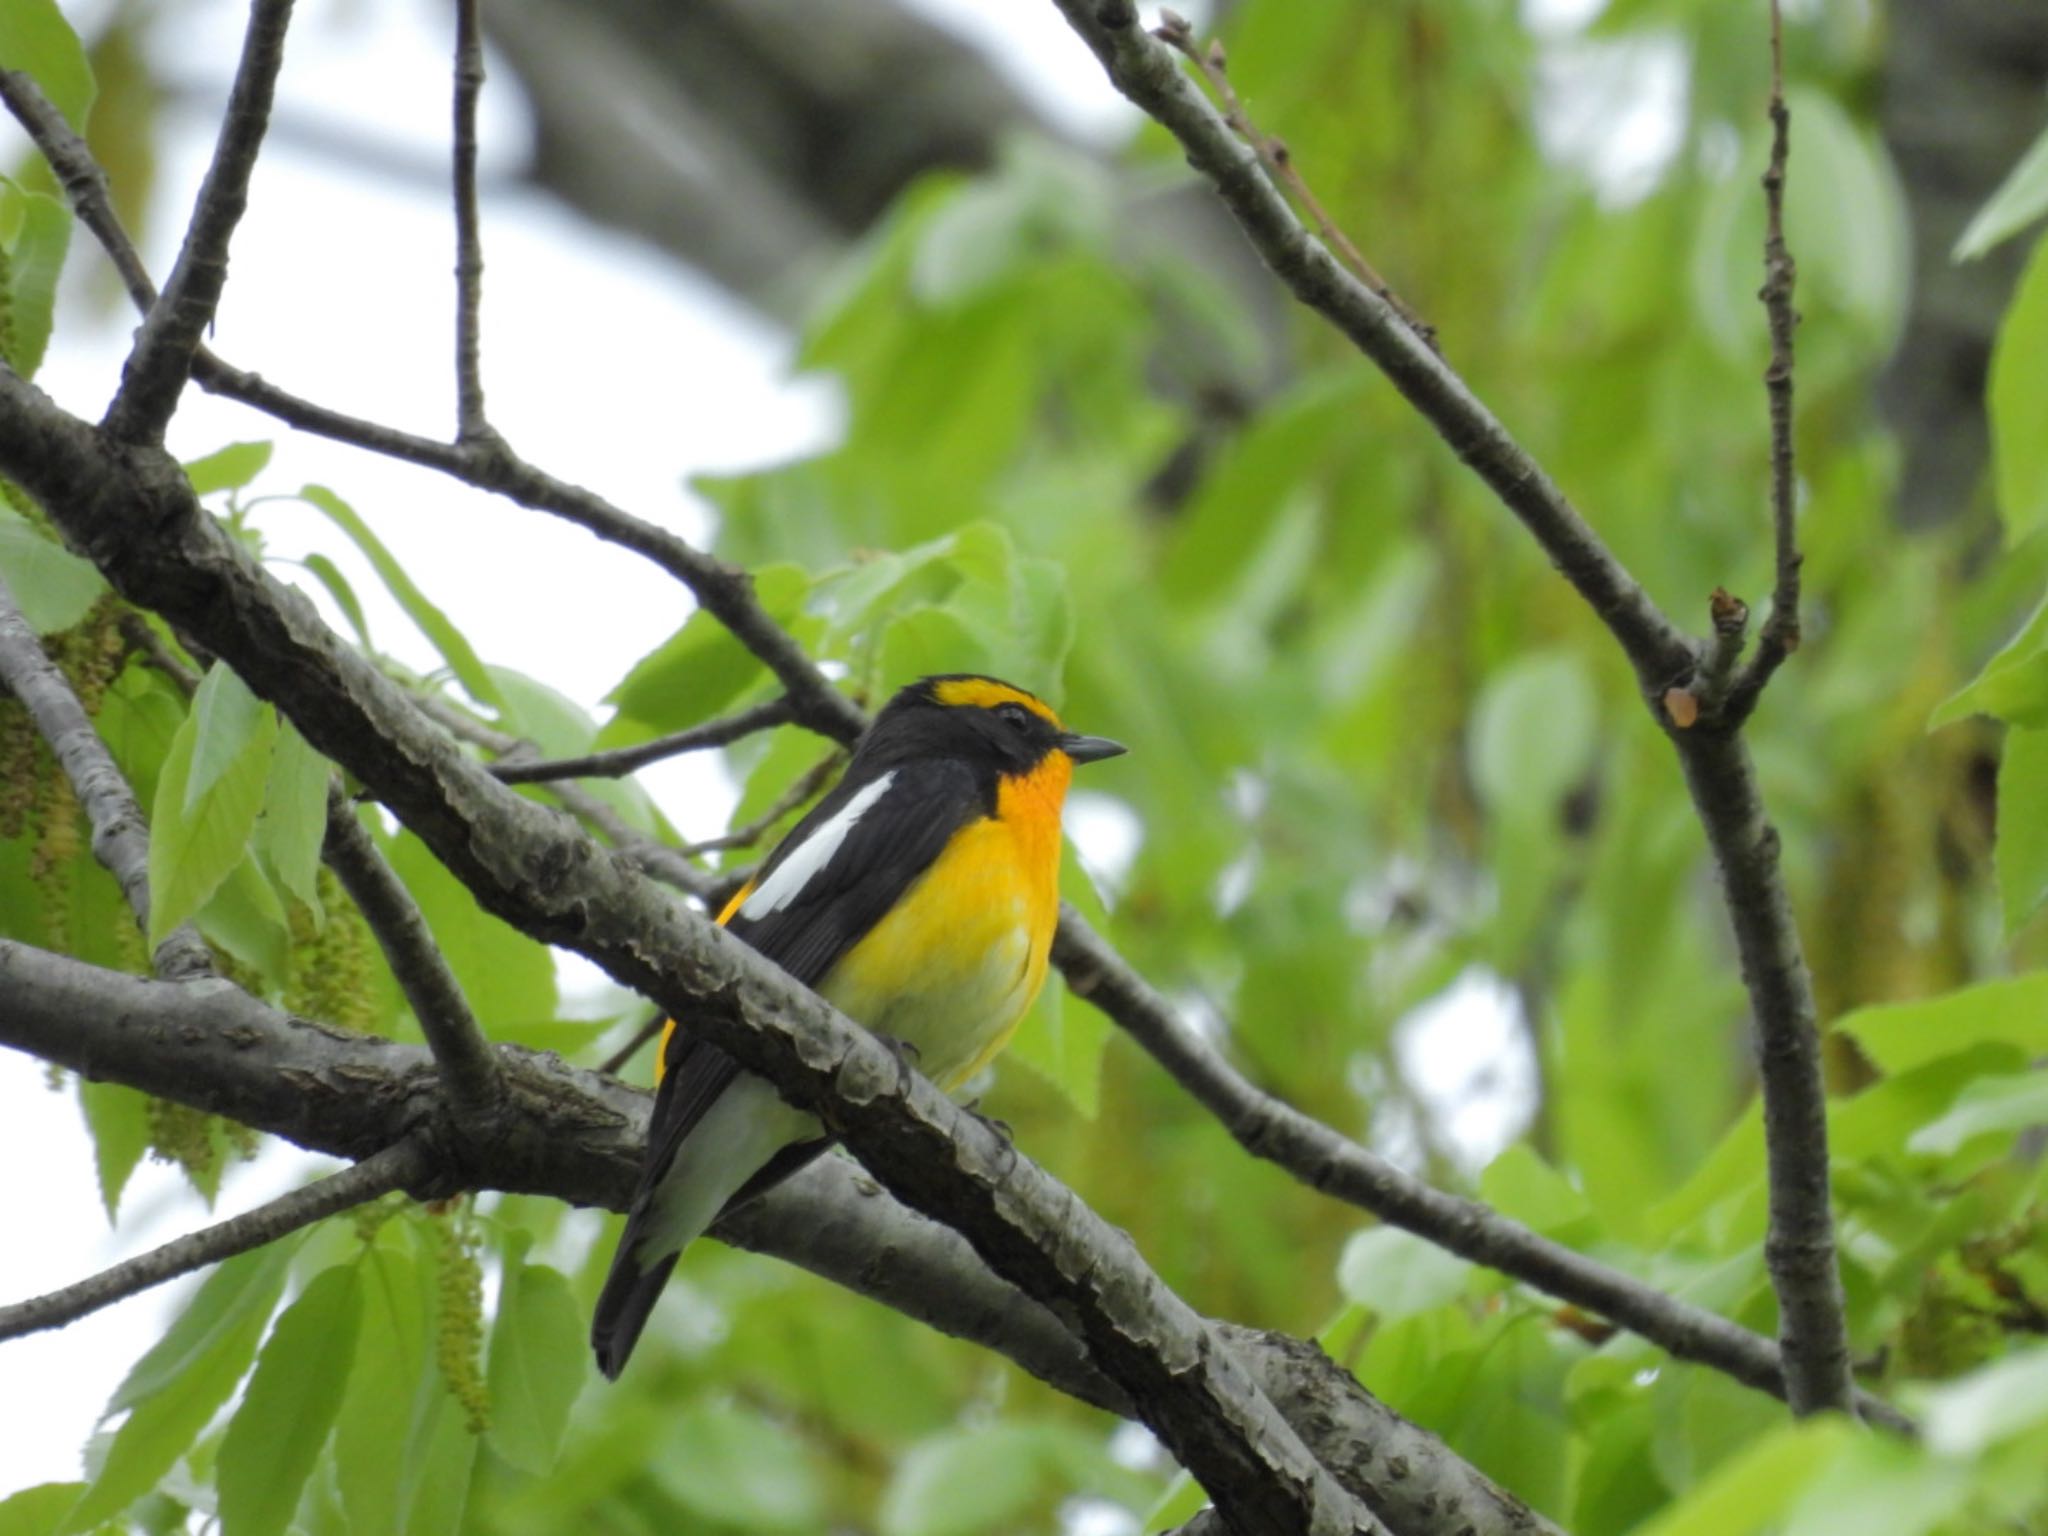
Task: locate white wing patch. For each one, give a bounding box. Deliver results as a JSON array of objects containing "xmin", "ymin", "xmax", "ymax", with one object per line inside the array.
[{"xmin": 739, "ymin": 771, "xmax": 897, "ymax": 920}]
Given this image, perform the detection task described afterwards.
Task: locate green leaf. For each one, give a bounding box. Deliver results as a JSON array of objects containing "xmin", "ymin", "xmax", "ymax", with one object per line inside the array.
[
  {"xmin": 293, "ymin": 553, "xmax": 373, "ymax": 648},
  {"xmin": 1932, "ymin": 588, "xmax": 2048, "ymax": 729},
  {"xmin": 1990, "ymin": 233, "xmax": 2048, "ymax": 545},
  {"xmin": 1839, "ymin": 974, "xmax": 2048, "ymax": 1074},
  {"xmin": 0, "ymin": 182, "xmax": 73, "ymax": 377},
  {"xmin": 217, "ymin": 1265, "xmax": 362, "ymax": 1536},
  {"xmin": 298, "ymin": 485, "xmax": 502, "ymax": 709},
  {"xmin": 603, "ymin": 563, "xmax": 811, "ymax": 734},
  {"xmin": 1956, "ymin": 123, "xmax": 2048, "ymax": 261},
  {"xmin": 183, "ymin": 441, "xmax": 273, "ymax": 498},
  {"xmin": 1919, "ymin": 1340, "xmax": 2048, "ymax": 1455},
  {"xmin": 255, "ymin": 718, "xmax": 330, "ymax": 922},
  {"xmin": 148, "ymin": 669, "xmax": 278, "ymax": 947},
  {"xmin": 385, "ymin": 825, "xmax": 555, "ymax": 1031},
  {"xmin": 67, "ymin": 1242, "xmax": 298, "ymax": 1531},
  {"xmin": 652, "ymin": 1398, "xmax": 825, "ymax": 1533},
  {"xmin": 1996, "ymin": 726, "xmax": 2048, "ymax": 934},
  {"xmin": 334, "ymin": 1245, "xmax": 429, "ymax": 1536},
  {"xmin": 1478, "ymin": 1143, "xmax": 1596, "ymax": 1240},
  {"xmin": 77, "ymin": 1079, "xmax": 151, "ymax": 1221},
  {"xmin": 197, "ymin": 852, "xmax": 292, "ymax": 985},
  {"xmin": 1781, "ymin": 1432, "xmax": 1969, "ymax": 1536},
  {"xmin": 879, "ymin": 1423, "xmax": 1047, "ymax": 1536},
  {"xmin": 1468, "ymin": 651, "xmax": 1598, "ymax": 820},
  {"xmin": 483, "ymin": 1263, "xmax": 584, "ymax": 1476},
  {"xmin": 184, "ymin": 664, "xmax": 270, "ymax": 813},
  {"xmin": 0, "ymin": 507, "xmax": 107, "ymax": 633},
  {"xmin": 0, "ymin": 1483, "xmax": 85, "ymax": 1536},
  {"xmin": 1906, "ymin": 1072, "xmax": 2048, "ymax": 1156},
  {"xmin": 0, "ymin": 0, "xmax": 94, "ymax": 129},
  {"xmin": 1335, "ymin": 1225, "xmax": 1473, "ymax": 1322},
  {"xmin": 1630, "ymin": 1419, "xmax": 1853, "ymax": 1536}
]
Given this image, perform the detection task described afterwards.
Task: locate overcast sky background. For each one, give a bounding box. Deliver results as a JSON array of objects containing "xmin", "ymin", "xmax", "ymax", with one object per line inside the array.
[{"xmin": 1, "ymin": 0, "xmax": 1634, "ymax": 1497}]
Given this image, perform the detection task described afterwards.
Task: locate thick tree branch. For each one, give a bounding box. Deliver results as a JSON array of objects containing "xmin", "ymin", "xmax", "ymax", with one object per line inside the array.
[
  {"xmin": 0, "ymin": 383, "xmax": 1375, "ymax": 1536},
  {"xmin": 101, "ymin": 0, "xmax": 295, "ymax": 443},
  {"xmin": 0, "ymin": 935, "xmax": 1552, "ymax": 1535},
  {"xmin": 489, "ymin": 696, "xmax": 797, "ymax": 784},
  {"xmin": 0, "ymin": 1139, "xmax": 429, "ymax": 1341},
  {"xmin": 319, "ymin": 782, "xmax": 502, "ymax": 1117},
  {"xmin": 0, "ymin": 580, "xmax": 215, "ymax": 980},
  {"xmin": 451, "ymin": 0, "xmax": 492, "ymax": 444},
  {"xmin": 1050, "ymin": 0, "xmax": 1856, "ymax": 1424}
]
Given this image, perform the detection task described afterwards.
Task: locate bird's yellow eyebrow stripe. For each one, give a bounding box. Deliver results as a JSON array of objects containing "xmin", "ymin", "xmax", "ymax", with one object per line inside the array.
[{"xmin": 930, "ymin": 677, "xmax": 1061, "ymax": 725}]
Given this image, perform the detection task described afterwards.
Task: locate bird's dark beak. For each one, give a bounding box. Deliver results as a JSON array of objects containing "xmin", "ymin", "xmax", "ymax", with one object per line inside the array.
[{"xmin": 1060, "ymin": 732, "xmax": 1127, "ymax": 765}]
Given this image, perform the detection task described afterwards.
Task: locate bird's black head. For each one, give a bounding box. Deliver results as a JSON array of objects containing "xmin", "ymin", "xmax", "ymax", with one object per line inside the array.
[{"xmin": 854, "ymin": 674, "xmax": 1126, "ymax": 780}]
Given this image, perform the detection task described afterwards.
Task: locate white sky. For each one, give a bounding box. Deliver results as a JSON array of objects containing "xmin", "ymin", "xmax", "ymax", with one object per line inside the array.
[{"xmin": 0, "ymin": 0, "xmax": 1634, "ymax": 1499}]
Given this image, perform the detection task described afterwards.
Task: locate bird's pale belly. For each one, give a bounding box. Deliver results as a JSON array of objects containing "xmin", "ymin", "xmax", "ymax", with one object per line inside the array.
[{"xmin": 819, "ymin": 813, "xmax": 1055, "ymax": 1090}]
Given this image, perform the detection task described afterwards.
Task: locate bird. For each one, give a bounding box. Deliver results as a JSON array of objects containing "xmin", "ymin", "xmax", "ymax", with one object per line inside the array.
[{"xmin": 591, "ymin": 672, "xmax": 1126, "ymax": 1378}]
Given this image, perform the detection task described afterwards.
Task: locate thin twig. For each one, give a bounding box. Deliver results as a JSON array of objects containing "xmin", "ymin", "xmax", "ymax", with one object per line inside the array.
[
  {"xmin": 319, "ymin": 782, "xmax": 501, "ymax": 1116},
  {"xmin": 0, "ymin": 580, "xmax": 215, "ymax": 980},
  {"xmin": 1729, "ymin": 0, "xmax": 1802, "ymax": 720},
  {"xmin": 599, "ymin": 1009, "xmax": 668, "ymax": 1076},
  {"xmin": 451, "ymin": 0, "xmax": 493, "ymax": 443},
  {"xmin": 678, "ymin": 748, "xmax": 842, "ymax": 857},
  {"xmin": 0, "ymin": 71, "xmax": 157, "ymax": 309},
  {"xmin": 0, "ymin": 1139, "xmax": 429, "ymax": 1341},
  {"xmin": 1153, "ymin": 10, "xmax": 1434, "ymax": 349},
  {"xmin": 1053, "ymin": 909, "xmax": 1907, "ymax": 1434},
  {"xmin": 491, "ymin": 696, "xmax": 796, "ymax": 784},
  {"xmin": 101, "ymin": 0, "xmax": 296, "ymax": 443}
]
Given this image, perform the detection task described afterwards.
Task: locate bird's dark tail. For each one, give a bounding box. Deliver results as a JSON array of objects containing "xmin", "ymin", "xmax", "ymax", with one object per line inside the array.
[{"xmin": 590, "ymin": 1241, "xmax": 681, "ymax": 1381}]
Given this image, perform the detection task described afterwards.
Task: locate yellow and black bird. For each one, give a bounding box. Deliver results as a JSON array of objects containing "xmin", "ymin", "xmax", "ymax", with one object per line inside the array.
[{"xmin": 591, "ymin": 673, "xmax": 1125, "ymax": 1378}]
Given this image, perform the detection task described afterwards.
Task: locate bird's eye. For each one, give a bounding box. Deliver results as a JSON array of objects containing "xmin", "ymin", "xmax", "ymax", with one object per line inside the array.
[{"xmin": 995, "ymin": 703, "xmax": 1033, "ymax": 733}]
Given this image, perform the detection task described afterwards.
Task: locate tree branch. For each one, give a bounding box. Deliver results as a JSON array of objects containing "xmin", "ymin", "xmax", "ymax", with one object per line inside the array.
[
  {"xmin": 1730, "ymin": 0, "xmax": 1802, "ymax": 717},
  {"xmin": 0, "ymin": 1139, "xmax": 429, "ymax": 1341},
  {"xmin": 318, "ymin": 781, "xmax": 501, "ymax": 1118},
  {"xmin": 451, "ymin": 0, "xmax": 493, "ymax": 444},
  {"xmin": 489, "ymin": 696, "xmax": 796, "ymax": 784},
  {"xmin": 1054, "ymin": 0, "xmax": 1693, "ymax": 693},
  {"xmin": 1050, "ymin": 0, "xmax": 1856, "ymax": 1424},
  {"xmin": 100, "ymin": 0, "xmax": 295, "ymax": 444},
  {"xmin": 0, "ymin": 381, "xmax": 1376, "ymax": 1536},
  {"xmin": 1054, "ymin": 910, "xmax": 1906, "ymax": 1433},
  {"xmin": 0, "ymin": 580, "xmax": 215, "ymax": 980},
  {"xmin": 0, "ymin": 935, "xmax": 1552, "ymax": 1536}
]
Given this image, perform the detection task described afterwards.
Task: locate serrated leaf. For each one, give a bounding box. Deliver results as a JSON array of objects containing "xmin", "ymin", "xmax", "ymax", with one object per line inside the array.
[
  {"xmin": 217, "ymin": 1265, "xmax": 361, "ymax": 1536},
  {"xmin": 0, "ymin": 508, "xmax": 107, "ymax": 633},
  {"xmin": 0, "ymin": 0, "xmax": 95, "ymax": 130},
  {"xmin": 334, "ymin": 1245, "xmax": 429, "ymax": 1536},
  {"xmin": 148, "ymin": 671, "xmax": 277, "ymax": 947},
  {"xmin": 484, "ymin": 1263, "xmax": 584, "ymax": 1475},
  {"xmin": 255, "ymin": 719, "xmax": 330, "ymax": 922},
  {"xmin": 196, "ymin": 852, "xmax": 291, "ymax": 985},
  {"xmin": 183, "ymin": 441, "xmax": 273, "ymax": 498},
  {"xmin": 1956, "ymin": 123, "xmax": 2048, "ymax": 261},
  {"xmin": 67, "ymin": 1243, "xmax": 297, "ymax": 1531},
  {"xmin": 77, "ymin": 1078, "xmax": 151, "ymax": 1221},
  {"xmin": 1990, "ymin": 233, "xmax": 2048, "ymax": 545},
  {"xmin": 298, "ymin": 485, "xmax": 501, "ymax": 709}
]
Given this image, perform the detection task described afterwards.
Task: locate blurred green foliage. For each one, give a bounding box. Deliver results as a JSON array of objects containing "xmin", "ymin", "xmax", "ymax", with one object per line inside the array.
[{"xmin": 5, "ymin": 0, "xmax": 2048, "ymax": 1531}]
